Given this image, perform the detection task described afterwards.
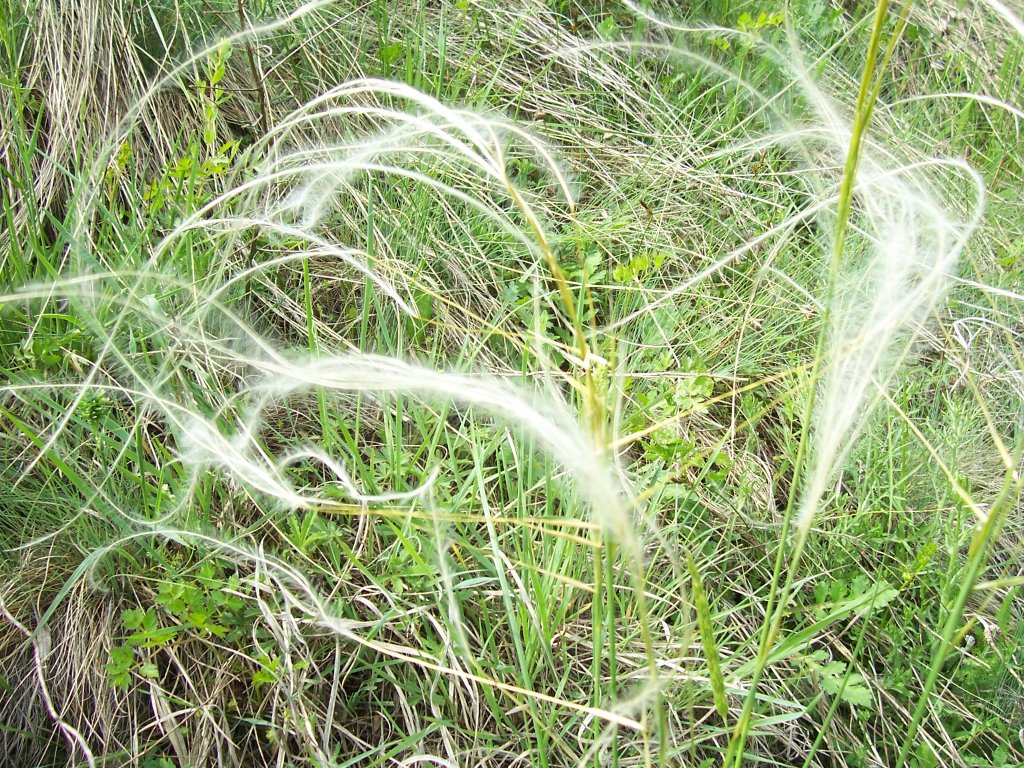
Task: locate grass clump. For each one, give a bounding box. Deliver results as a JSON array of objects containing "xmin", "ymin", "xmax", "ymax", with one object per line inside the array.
[{"xmin": 1, "ymin": 1, "xmax": 1023, "ymax": 767}]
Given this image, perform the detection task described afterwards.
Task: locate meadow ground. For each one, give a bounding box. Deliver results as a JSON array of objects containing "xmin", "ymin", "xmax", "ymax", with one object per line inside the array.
[{"xmin": 1, "ymin": 1, "xmax": 1023, "ymax": 767}]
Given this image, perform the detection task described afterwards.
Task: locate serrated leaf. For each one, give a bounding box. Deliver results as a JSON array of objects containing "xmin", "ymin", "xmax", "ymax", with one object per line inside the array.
[
  {"xmin": 109, "ymin": 645, "xmax": 134, "ymax": 666},
  {"xmin": 812, "ymin": 656, "xmax": 875, "ymax": 710},
  {"xmin": 122, "ymin": 607, "xmax": 145, "ymax": 630},
  {"xmin": 838, "ymin": 675, "xmax": 874, "ymax": 708},
  {"xmin": 127, "ymin": 625, "xmax": 181, "ymax": 648},
  {"xmin": 107, "ymin": 667, "xmax": 131, "ymax": 690},
  {"xmin": 819, "ymin": 661, "xmax": 846, "ymax": 679}
]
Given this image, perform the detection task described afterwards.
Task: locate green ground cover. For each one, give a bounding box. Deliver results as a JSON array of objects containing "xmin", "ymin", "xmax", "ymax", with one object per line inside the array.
[{"xmin": 1, "ymin": 1, "xmax": 1022, "ymax": 766}]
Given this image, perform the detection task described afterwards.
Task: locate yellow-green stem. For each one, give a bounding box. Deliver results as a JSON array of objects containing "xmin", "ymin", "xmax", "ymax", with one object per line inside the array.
[{"xmin": 725, "ymin": 2, "xmax": 896, "ymax": 764}]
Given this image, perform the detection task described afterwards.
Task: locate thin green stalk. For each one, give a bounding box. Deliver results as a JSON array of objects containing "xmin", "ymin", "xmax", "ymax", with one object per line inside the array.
[
  {"xmin": 606, "ymin": 537, "xmax": 620, "ymax": 768},
  {"xmin": 592, "ymin": 525, "xmax": 605, "ymax": 768},
  {"xmin": 725, "ymin": 2, "xmax": 897, "ymax": 764},
  {"xmin": 507, "ymin": 175, "xmax": 665, "ymax": 765},
  {"xmin": 894, "ymin": 441, "xmax": 1024, "ymax": 768}
]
